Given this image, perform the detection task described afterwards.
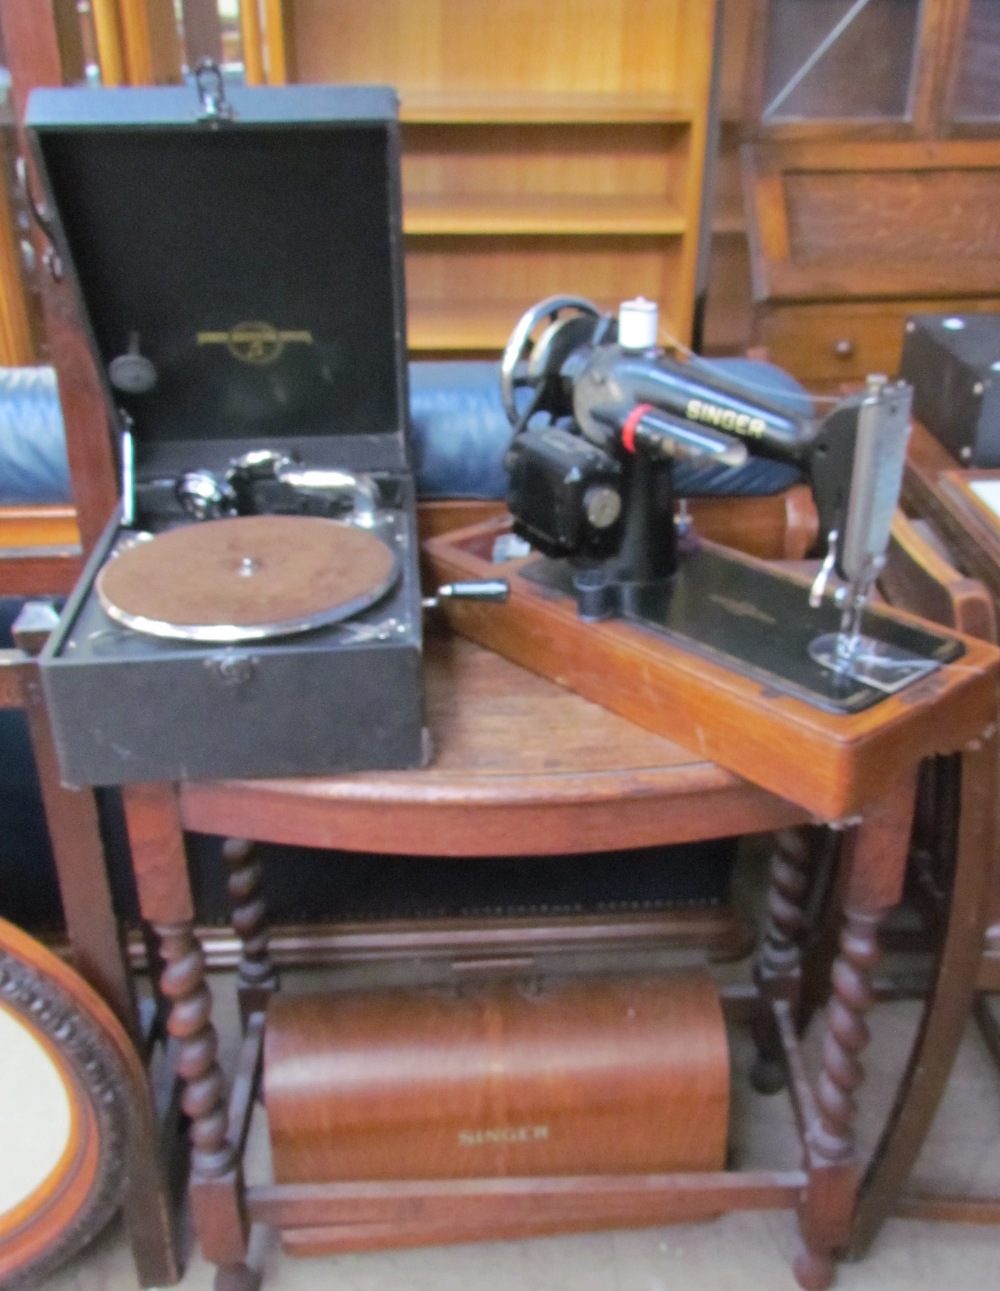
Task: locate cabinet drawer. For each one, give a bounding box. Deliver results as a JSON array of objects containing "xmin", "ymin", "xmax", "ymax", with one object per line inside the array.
[{"xmin": 756, "ymin": 300, "xmax": 1000, "ymax": 386}]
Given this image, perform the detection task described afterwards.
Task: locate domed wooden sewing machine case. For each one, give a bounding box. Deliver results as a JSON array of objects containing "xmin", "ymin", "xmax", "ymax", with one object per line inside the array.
[
  {"xmin": 264, "ymin": 971, "xmax": 730, "ymax": 1254},
  {"xmin": 26, "ymin": 79, "xmax": 425, "ymax": 786}
]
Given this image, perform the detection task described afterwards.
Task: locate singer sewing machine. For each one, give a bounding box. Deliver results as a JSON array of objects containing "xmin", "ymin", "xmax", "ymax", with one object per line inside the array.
[{"xmin": 423, "ymin": 295, "xmax": 978, "ymax": 819}]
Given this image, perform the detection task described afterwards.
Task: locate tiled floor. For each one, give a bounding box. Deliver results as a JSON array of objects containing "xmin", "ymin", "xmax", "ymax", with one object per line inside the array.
[{"xmin": 37, "ymin": 955, "xmax": 1000, "ymax": 1291}]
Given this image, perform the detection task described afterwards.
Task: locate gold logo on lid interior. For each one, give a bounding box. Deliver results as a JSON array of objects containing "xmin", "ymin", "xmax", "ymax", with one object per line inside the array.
[{"xmin": 196, "ymin": 320, "xmax": 314, "ymax": 366}]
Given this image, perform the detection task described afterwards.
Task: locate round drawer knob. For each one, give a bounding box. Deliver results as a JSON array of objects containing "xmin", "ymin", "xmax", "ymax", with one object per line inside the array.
[{"xmin": 833, "ymin": 338, "xmax": 855, "ymax": 359}]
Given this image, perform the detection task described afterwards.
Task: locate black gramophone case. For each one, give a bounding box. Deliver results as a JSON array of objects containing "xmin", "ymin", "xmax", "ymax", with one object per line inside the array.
[{"xmin": 28, "ymin": 82, "xmax": 427, "ymax": 786}]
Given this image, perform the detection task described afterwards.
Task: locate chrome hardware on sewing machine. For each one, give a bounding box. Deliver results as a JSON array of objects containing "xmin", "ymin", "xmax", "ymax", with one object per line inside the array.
[{"xmin": 491, "ymin": 294, "xmax": 956, "ymax": 706}]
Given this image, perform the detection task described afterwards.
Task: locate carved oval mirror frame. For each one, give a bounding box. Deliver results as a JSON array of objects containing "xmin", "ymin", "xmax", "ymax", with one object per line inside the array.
[{"xmin": 0, "ymin": 916, "xmax": 137, "ymax": 1289}]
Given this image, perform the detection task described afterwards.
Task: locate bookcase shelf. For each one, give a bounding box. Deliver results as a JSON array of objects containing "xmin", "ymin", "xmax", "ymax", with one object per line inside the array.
[
  {"xmin": 403, "ymin": 196, "xmax": 687, "ymax": 239},
  {"xmin": 399, "ymin": 90, "xmax": 695, "ymax": 126},
  {"xmin": 276, "ymin": 0, "xmax": 717, "ymax": 356}
]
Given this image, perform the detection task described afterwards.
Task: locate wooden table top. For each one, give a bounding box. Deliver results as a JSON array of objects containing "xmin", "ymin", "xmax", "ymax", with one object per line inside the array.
[{"xmin": 179, "ymin": 629, "xmax": 808, "ymax": 857}]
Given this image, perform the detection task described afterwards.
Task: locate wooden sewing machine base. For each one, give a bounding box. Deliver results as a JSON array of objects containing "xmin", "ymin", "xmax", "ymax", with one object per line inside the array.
[{"xmin": 423, "ymin": 516, "xmax": 998, "ymax": 820}]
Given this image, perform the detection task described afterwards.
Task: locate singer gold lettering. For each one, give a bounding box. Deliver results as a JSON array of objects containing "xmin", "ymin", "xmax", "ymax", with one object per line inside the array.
[
  {"xmin": 457, "ymin": 1125, "xmax": 550, "ymax": 1146},
  {"xmin": 685, "ymin": 398, "xmax": 765, "ymax": 438}
]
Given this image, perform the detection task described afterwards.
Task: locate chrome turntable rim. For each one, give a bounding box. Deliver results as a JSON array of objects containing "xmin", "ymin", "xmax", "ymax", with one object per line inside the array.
[{"xmin": 95, "ymin": 514, "xmax": 400, "ymax": 643}]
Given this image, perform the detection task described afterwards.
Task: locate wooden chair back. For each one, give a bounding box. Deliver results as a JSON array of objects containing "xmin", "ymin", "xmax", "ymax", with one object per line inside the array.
[{"xmin": 882, "ymin": 510, "xmax": 997, "ymax": 643}]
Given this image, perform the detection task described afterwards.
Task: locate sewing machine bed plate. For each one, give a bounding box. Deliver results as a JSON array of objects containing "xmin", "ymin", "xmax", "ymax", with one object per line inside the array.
[
  {"xmin": 522, "ymin": 549, "xmax": 963, "ymax": 715},
  {"xmin": 423, "ymin": 516, "xmax": 997, "ymax": 819}
]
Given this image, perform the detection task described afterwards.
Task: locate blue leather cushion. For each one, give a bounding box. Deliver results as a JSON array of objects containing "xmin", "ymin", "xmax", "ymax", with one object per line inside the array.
[
  {"xmin": 410, "ymin": 357, "xmax": 810, "ymax": 499},
  {"xmin": 0, "ymin": 367, "xmax": 72, "ymax": 504},
  {"xmin": 0, "ymin": 358, "xmax": 811, "ymax": 507}
]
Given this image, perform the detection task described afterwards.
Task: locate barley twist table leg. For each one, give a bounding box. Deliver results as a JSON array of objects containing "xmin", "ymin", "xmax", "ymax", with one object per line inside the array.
[
  {"xmin": 124, "ymin": 784, "xmax": 259, "ymax": 1291},
  {"xmin": 794, "ymin": 774, "xmax": 917, "ymax": 1290},
  {"xmin": 752, "ymin": 828, "xmax": 816, "ymax": 1093},
  {"xmin": 793, "ymin": 906, "xmax": 883, "ymax": 1291},
  {"xmin": 813, "ymin": 908, "xmax": 880, "ymax": 1162},
  {"xmin": 157, "ymin": 920, "xmax": 233, "ymax": 1175},
  {"xmin": 222, "ymin": 838, "xmax": 277, "ymax": 1024}
]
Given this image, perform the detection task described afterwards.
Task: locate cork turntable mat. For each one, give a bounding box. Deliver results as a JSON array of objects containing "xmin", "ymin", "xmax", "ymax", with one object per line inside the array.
[{"xmin": 96, "ymin": 515, "xmax": 398, "ymax": 641}]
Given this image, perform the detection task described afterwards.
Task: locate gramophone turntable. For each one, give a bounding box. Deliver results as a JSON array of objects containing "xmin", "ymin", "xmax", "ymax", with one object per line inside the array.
[
  {"xmin": 95, "ymin": 515, "xmax": 397, "ymax": 646},
  {"xmin": 28, "ymin": 78, "xmax": 427, "ymax": 786},
  {"xmin": 94, "ymin": 451, "xmax": 406, "ymax": 646}
]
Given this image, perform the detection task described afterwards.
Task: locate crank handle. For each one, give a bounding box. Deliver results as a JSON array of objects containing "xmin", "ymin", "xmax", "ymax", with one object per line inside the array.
[{"xmin": 423, "ymin": 580, "xmax": 510, "ymax": 610}]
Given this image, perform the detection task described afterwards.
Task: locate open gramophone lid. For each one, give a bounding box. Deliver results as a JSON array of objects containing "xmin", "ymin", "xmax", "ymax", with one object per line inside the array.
[{"xmin": 96, "ymin": 515, "xmax": 399, "ymax": 643}]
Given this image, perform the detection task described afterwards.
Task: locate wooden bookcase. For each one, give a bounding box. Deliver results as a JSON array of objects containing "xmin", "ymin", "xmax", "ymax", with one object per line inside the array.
[{"xmin": 266, "ymin": 0, "xmax": 720, "ymax": 354}]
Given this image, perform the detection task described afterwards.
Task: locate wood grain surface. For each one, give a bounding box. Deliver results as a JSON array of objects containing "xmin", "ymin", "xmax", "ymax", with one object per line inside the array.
[
  {"xmin": 422, "ymin": 519, "xmax": 999, "ymax": 820},
  {"xmin": 785, "ymin": 169, "xmax": 1000, "ymax": 265},
  {"xmin": 265, "ymin": 972, "xmax": 729, "ymax": 1183},
  {"xmin": 743, "ymin": 140, "xmax": 1000, "ymax": 303},
  {"xmin": 755, "ymin": 297, "xmax": 1000, "ymax": 385},
  {"xmin": 287, "ymin": 0, "xmax": 706, "ymax": 99},
  {"xmin": 179, "ymin": 628, "xmax": 809, "ymax": 855},
  {"xmin": 268, "ymin": 0, "xmax": 716, "ymax": 352},
  {"xmin": 0, "ymin": 0, "xmax": 121, "ymax": 558},
  {"xmin": 905, "ymin": 422, "xmax": 1000, "ymax": 605},
  {"xmin": 250, "ymin": 1169, "xmax": 805, "ymax": 1257},
  {"xmin": 417, "ymin": 488, "xmax": 818, "ymax": 561}
]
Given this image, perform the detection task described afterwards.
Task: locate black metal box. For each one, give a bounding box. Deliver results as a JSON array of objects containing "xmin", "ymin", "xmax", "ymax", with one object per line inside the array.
[
  {"xmin": 29, "ymin": 79, "xmax": 426, "ymax": 786},
  {"xmin": 899, "ymin": 313, "xmax": 1000, "ymax": 466}
]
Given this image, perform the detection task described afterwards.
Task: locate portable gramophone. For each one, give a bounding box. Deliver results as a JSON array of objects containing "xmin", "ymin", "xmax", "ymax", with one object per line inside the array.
[{"xmin": 29, "ymin": 76, "xmax": 428, "ymax": 785}]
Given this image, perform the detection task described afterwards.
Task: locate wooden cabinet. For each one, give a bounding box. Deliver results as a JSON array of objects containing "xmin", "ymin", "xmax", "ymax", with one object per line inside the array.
[
  {"xmin": 264, "ymin": 0, "xmax": 719, "ymax": 355},
  {"xmin": 748, "ymin": 0, "xmax": 931, "ymax": 133},
  {"xmin": 742, "ymin": 136, "xmax": 1000, "ymax": 385},
  {"xmin": 755, "ymin": 297, "xmax": 1000, "ymax": 387},
  {"xmin": 948, "ymin": 0, "xmax": 1000, "ymax": 129},
  {"xmin": 749, "ymin": 0, "xmax": 1000, "ymax": 139},
  {"xmin": 721, "ymin": 0, "xmax": 1000, "ymax": 384}
]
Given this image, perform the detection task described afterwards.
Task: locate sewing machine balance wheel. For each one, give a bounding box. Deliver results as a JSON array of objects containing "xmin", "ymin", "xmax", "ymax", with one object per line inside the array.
[{"xmin": 499, "ymin": 294, "xmax": 605, "ymax": 425}]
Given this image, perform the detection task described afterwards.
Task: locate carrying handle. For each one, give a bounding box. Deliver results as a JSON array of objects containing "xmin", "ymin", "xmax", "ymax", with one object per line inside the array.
[{"xmin": 195, "ymin": 59, "xmax": 235, "ymax": 122}]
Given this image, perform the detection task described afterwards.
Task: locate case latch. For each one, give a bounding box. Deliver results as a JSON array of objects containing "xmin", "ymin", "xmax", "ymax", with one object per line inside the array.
[
  {"xmin": 206, "ymin": 652, "xmax": 257, "ymax": 687},
  {"xmin": 195, "ymin": 59, "xmax": 235, "ymax": 123}
]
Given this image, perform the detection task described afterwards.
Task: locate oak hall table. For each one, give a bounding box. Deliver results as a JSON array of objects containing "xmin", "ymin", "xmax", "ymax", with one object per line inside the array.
[{"xmin": 119, "ymin": 625, "xmax": 998, "ymax": 1291}]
